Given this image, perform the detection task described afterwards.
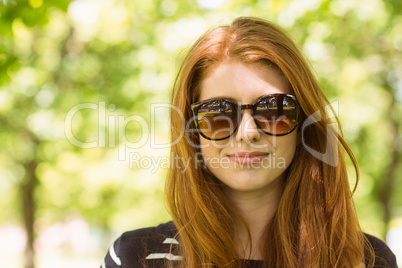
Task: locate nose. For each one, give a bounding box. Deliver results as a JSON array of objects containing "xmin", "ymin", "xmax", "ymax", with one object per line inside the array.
[{"xmin": 235, "ymin": 110, "xmax": 261, "ymax": 142}]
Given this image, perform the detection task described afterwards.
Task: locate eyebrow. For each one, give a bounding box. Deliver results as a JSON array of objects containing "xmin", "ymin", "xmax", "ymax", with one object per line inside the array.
[
  {"xmin": 201, "ymin": 95, "xmax": 267, "ymax": 103},
  {"xmin": 200, "ymin": 96, "xmax": 237, "ymax": 102}
]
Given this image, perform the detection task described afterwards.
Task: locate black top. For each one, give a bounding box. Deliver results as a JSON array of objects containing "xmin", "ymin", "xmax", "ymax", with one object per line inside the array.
[{"xmin": 101, "ymin": 221, "xmax": 398, "ymax": 268}]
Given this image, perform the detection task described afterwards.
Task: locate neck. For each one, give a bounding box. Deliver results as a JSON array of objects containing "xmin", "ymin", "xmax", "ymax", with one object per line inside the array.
[{"xmin": 223, "ymin": 176, "xmax": 284, "ymax": 260}]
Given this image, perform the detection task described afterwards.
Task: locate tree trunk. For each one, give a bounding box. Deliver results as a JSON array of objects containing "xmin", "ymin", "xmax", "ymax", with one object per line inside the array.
[
  {"xmin": 377, "ymin": 113, "xmax": 400, "ymax": 238},
  {"xmin": 21, "ymin": 158, "xmax": 38, "ymax": 268}
]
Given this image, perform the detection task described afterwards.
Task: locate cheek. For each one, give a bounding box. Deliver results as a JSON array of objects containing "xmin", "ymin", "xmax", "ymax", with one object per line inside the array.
[
  {"xmin": 199, "ymin": 137, "xmax": 216, "ymax": 158},
  {"xmin": 199, "ymin": 138, "xmax": 217, "ymax": 171},
  {"xmin": 199, "ymin": 137, "xmax": 229, "ymax": 163},
  {"xmin": 276, "ymin": 132, "xmax": 298, "ymax": 163}
]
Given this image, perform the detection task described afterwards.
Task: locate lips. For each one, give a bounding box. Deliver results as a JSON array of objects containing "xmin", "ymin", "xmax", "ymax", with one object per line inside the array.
[{"xmin": 227, "ymin": 152, "xmax": 270, "ymax": 165}]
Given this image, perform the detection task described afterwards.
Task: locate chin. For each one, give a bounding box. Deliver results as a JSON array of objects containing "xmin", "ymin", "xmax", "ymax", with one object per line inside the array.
[{"xmin": 220, "ymin": 174, "xmax": 277, "ymax": 192}]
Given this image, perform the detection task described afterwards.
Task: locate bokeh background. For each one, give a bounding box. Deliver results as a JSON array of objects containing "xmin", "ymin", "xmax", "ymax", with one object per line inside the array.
[{"xmin": 0, "ymin": 0, "xmax": 401, "ymax": 267}]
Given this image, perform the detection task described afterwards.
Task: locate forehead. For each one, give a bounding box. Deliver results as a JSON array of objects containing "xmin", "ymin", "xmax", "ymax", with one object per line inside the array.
[{"xmin": 198, "ymin": 61, "xmax": 291, "ymax": 103}]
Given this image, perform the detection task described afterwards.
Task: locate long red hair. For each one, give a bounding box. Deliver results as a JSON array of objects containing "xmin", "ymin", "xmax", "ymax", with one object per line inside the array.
[{"xmin": 165, "ymin": 17, "xmax": 374, "ymax": 267}]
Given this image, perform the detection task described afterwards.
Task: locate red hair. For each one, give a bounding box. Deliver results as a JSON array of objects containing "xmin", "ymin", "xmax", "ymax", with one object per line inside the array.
[{"xmin": 165, "ymin": 17, "xmax": 374, "ymax": 267}]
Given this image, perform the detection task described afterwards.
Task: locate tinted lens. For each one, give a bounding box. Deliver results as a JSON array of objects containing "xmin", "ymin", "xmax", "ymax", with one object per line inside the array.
[
  {"xmin": 197, "ymin": 99, "xmax": 238, "ymax": 140},
  {"xmin": 254, "ymin": 95, "xmax": 298, "ymax": 135}
]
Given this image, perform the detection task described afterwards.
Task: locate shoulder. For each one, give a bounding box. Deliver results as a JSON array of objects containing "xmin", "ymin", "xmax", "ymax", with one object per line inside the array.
[
  {"xmin": 364, "ymin": 233, "xmax": 398, "ymax": 268},
  {"xmin": 102, "ymin": 221, "xmax": 181, "ymax": 268}
]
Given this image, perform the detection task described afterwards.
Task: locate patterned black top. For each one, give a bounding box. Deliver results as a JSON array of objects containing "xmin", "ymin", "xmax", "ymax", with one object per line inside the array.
[{"xmin": 102, "ymin": 221, "xmax": 398, "ymax": 268}]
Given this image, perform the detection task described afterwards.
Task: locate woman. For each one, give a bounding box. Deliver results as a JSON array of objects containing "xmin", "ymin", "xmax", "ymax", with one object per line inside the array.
[{"xmin": 102, "ymin": 17, "xmax": 397, "ymax": 267}]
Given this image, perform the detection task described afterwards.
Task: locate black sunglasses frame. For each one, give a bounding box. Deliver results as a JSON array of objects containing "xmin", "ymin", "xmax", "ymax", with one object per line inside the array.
[{"xmin": 190, "ymin": 94, "xmax": 300, "ymax": 141}]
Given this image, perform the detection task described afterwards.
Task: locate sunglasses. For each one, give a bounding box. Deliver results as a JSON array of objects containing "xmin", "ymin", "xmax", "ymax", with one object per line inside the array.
[{"xmin": 191, "ymin": 94, "xmax": 300, "ymax": 141}]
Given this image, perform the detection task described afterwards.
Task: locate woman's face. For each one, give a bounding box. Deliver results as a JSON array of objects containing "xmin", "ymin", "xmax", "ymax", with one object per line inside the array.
[{"xmin": 197, "ymin": 61, "xmax": 298, "ymax": 194}]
